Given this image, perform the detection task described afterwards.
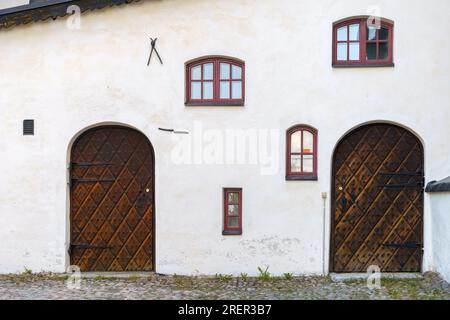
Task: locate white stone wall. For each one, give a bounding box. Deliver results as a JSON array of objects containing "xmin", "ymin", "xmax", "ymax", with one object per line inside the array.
[
  {"xmin": 0, "ymin": 0, "xmax": 449, "ymax": 275},
  {"xmin": 430, "ymin": 193, "xmax": 450, "ymax": 282}
]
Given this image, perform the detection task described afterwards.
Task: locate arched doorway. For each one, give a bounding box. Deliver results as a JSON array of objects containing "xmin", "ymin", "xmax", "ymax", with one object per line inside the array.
[
  {"xmin": 70, "ymin": 126, "xmax": 155, "ymax": 271},
  {"xmin": 330, "ymin": 123, "xmax": 424, "ymax": 272}
]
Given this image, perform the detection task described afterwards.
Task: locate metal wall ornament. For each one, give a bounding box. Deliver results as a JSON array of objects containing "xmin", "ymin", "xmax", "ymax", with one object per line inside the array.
[{"xmin": 147, "ymin": 37, "xmax": 163, "ymax": 66}]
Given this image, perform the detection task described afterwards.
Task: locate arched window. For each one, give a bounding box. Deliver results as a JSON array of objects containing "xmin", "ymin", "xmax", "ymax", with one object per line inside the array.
[
  {"xmin": 185, "ymin": 56, "xmax": 245, "ymax": 106},
  {"xmin": 286, "ymin": 125, "xmax": 318, "ymax": 180},
  {"xmin": 333, "ymin": 17, "xmax": 394, "ymax": 67}
]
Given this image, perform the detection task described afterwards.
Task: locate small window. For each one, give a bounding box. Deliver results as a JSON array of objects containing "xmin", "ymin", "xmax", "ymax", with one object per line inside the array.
[
  {"xmin": 223, "ymin": 188, "xmax": 242, "ymax": 235},
  {"xmin": 286, "ymin": 125, "xmax": 318, "ymax": 180},
  {"xmin": 333, "ymin": 17, "xmax": 394, "ymax": 67},
  {"xmin": 186, "ymin": 57, "xmax": 245, "ymax": 106}
]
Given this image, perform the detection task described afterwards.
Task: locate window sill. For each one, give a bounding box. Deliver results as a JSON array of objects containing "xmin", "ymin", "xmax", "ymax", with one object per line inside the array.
[
  {"xmin": 332, "ymin": 63, "xmax": 395, "ymax": 68},
  {"xmin": 185, "ymin": 102, "xmax": 245, "ymax": 107},
  {"xmin": 286, "ymin": 176, "xmax": 318, "ymax": 181},
  {"xmin": 222, "ymin": 230, "xmax": 242, "ymax": 236}
]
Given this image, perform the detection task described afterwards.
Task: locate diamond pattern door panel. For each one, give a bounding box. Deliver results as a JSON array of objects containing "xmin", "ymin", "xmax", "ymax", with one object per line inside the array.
[
  {"xmin": 70, "ymin": 126, "xmax": 154, "ymax": 271},
  {"xmin": 331, "ymin": 124, "xmax": 424, "ymax": 272}
]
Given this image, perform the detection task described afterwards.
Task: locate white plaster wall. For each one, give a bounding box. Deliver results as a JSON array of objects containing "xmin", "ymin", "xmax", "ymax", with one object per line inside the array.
[
  {"xmin": 430, "ymin": 193, "xmax": 450, "ymax": 282},
  {"xmin": 0, "ymin": 0, "xmax": 449, "ymax": 275},
  {"xmin": 0, "ymin": 0, "xmax": 29, "ymax": 10}
]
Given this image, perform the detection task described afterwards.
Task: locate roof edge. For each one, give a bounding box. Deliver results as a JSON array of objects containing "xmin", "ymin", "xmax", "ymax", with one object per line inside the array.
[
  {"xmin": 426, "ymin": 176, "xmax": 450, "ymax": 193},
  {"xmin": 0, "ymin": 0, "xmax": 142, "ymax": 29}
]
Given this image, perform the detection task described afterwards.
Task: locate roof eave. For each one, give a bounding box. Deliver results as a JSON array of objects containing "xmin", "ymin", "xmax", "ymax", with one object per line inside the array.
[{"xmin": 0, "ymin": 0, "xmax": 142, "ymax": 29}]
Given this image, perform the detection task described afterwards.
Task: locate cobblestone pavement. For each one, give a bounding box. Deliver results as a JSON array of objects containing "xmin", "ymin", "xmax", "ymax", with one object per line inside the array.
[{"xmin": 0, "ymin": 272, "xmax": 448, "ymax": 300}]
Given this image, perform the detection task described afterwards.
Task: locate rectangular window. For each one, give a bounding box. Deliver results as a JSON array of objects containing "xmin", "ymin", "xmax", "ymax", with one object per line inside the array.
[{"xmin": 223, "ymin": 188, "xmax": 242, "ymax": 235}]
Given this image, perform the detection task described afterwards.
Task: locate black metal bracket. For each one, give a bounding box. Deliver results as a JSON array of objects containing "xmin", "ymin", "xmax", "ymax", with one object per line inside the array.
[
  {"xmin": 158, "ymin": 128, "xmax": 189, "ymax": 134},
  {"xmin": 147, "ymin": 37, "xmax": 163, "ymax": 66}
]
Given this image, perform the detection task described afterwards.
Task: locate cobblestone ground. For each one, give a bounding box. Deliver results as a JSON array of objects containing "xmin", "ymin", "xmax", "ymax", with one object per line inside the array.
[{"xmin": 0, "ymin": 272, "xmax": 448, "ymax": 300}]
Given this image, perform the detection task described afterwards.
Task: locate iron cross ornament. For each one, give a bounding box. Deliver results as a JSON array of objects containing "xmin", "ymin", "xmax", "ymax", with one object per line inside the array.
[{"xmin": 147, "ymin": 37, "xmax": 163, "ymax": 66}]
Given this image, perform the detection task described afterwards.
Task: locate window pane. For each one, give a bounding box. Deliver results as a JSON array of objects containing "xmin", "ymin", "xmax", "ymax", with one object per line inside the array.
[
  {"xmin": 220, "ymin": 63, "xmax": 230, "ymax": 80},
  {"xmin": 367, "ymin": 27, "xmax": 377, "ymax": 40},
  {"xmin": 349, "ymin": 24, "xmax": 359, "ymax": 41},
  {"xmin": 220, "ymin": 81, "xmax": 230, "ymax": 99},
  {"xmin": 191, "ymin": 82, "xmax": 201, "ymax": 99},
  {"xmin": 232, "ymin": 65, "xmax": 242, "ymax": 79},
  {"xmin": 302, "ymin": 155, "xmax": 314, "ymax": 173},
  {"xmin": 303, "ymin": 131, "xmax": 314, "ymax": 153},
  {"xmin": 203, "ymin": 63, "xmax": 213, "ymax": 80},
  {"xmin": 203, "ymin": 82, "xmax": 213, "ymax": 99},
  {"xmin": 379, "ymin": 42, "xmax": 388, "ymax": 60},
  {"xmin": 349, "ymin": 43, "xmax": 359, "ymax": 60},
  {"xmin": 337, "ymin": 26, "xmax": 347, "ymax": 41},
  {"xmin": 191, "ymin": 66, "xmax": 201, "ymax": 80},
  {"xmin": 228, "ymin": 204, "xmax": 239, "ymax": 216},
  {"xmin": 228, "ymin": 192, "xmax": 239, "ymax": 205},
  {"xmin": 291, "ymin": 155, "xmax": 301, "ymax": 173},
  {"xmin": 228, "ymin": 216, "xmax": 239, "ymax": 227},
  {"xmin": 366, "ymin": 43, "xmax": 377, "ymax": 60},
  {"xmin": 379, "ymin": 27, "xmax": 389, "ymax": 40},
  {"xmin": 291, "ymin": 131, "xmax": 301, "ymax": 153},
  {"xmin": 337, "ymin": 43, "xmax": 348, "ymax": 61},
  {"xmin": 231, "ymin": 81, "xmax": 242, "ymax": 99}
]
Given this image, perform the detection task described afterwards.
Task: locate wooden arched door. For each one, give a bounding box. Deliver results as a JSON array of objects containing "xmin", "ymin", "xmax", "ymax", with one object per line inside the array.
[
  {"xmin": 70, "ymin": 126, "xmax": 154, "ymax": 271},
  {"xmin": 331, "ymin": 123, "xmax": 424, "ymax": 272}
]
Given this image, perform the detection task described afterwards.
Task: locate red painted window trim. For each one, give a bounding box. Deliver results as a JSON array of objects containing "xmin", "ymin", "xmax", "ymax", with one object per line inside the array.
[
  {"xmin": 223, "ymin": 188, "xmax": 242, "ymax": 235},
  {"xmin": 185, "ymin": 56, "xmax": 245, "ymax": 106},
  {"xmin": 332, "ymin": 17, "xmax": 394, "ymax": 67},
  {"xmin": 286, "ymin": 125, "xmax": 318, "ymax": 180}
]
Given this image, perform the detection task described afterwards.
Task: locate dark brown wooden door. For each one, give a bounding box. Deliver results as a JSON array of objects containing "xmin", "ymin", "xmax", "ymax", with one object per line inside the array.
[
  {"xmin": 331, "ymin": 124, "xmax": 424, "ymax": 272},
  {"xmin": 70, "ymin": 126, "xmax": 154, "ymax": 271}
]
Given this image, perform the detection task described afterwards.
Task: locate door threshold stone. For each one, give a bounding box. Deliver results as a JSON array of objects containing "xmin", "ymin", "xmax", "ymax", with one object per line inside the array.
[
  {"xmin": 330, "ymin": 273, "xmax": 423, "ymax": 281},
  {"xmin": 68, "ymin": 272, "xmax": 157, "ymax": 279}
]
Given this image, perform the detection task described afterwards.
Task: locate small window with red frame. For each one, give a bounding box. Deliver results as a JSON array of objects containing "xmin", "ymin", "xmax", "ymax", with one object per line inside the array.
[
  {"xmin": 223, "ymin": 188, "xmax": 242, "ymax": 235},
  {"xmin": 186, "ymin": 57, "xmax": 245, "ymax": 106},
  {"xmin": 286, "ymin": 125, "xmax": 318, "ymax": 180},
  {"xmin": 333, "ymin": 17, "xmax": 394, "ymax": 67}
]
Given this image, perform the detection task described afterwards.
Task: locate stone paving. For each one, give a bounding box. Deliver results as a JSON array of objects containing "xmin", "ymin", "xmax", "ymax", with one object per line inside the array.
[{"xmin": 0, "ymin": 272, "xmax": 448, "ymax": 300}]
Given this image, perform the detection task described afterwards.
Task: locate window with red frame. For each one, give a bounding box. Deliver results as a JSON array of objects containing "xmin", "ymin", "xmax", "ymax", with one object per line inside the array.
[
  {"xmin": 223, "ymin": 188, "xmax": 242, "ymax": 235},
  {"xmin": 186, "ymin": 57, "xmax": 245, "ymax": 106},
  {"xmin": 286, "ymin": 125, "xmax": 318, "ymax": 180},
  {"xmin": 333, "ymin": 17, "xmax": 394, "ymax": 67}
]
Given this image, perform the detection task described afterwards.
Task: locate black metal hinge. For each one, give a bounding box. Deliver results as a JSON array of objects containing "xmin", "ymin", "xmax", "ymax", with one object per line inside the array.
[
  {"xmin": 377, "ymin": 172, "xmax": 425, "ymax": 189},
  {"xmin": 379, "ymin": 172, "xmax": 423, "ymax": 176},
  {"xmin": 377, "ymin": 182, "xmax": 424, "ymax": 189},
  {"xmin": 71, "ymin": 162, "xmax": 114, "ymax": 167},
  {"xmin": 382, "ymin": 242, "xmax": 423, "ymax": 249},
  {"xmin": 69, "ymin": 244, "xmax": 111, "ymax": 255},
  {"xmin": 71, "ymin": 178, "xmax": 115, "ymax": 183}
]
